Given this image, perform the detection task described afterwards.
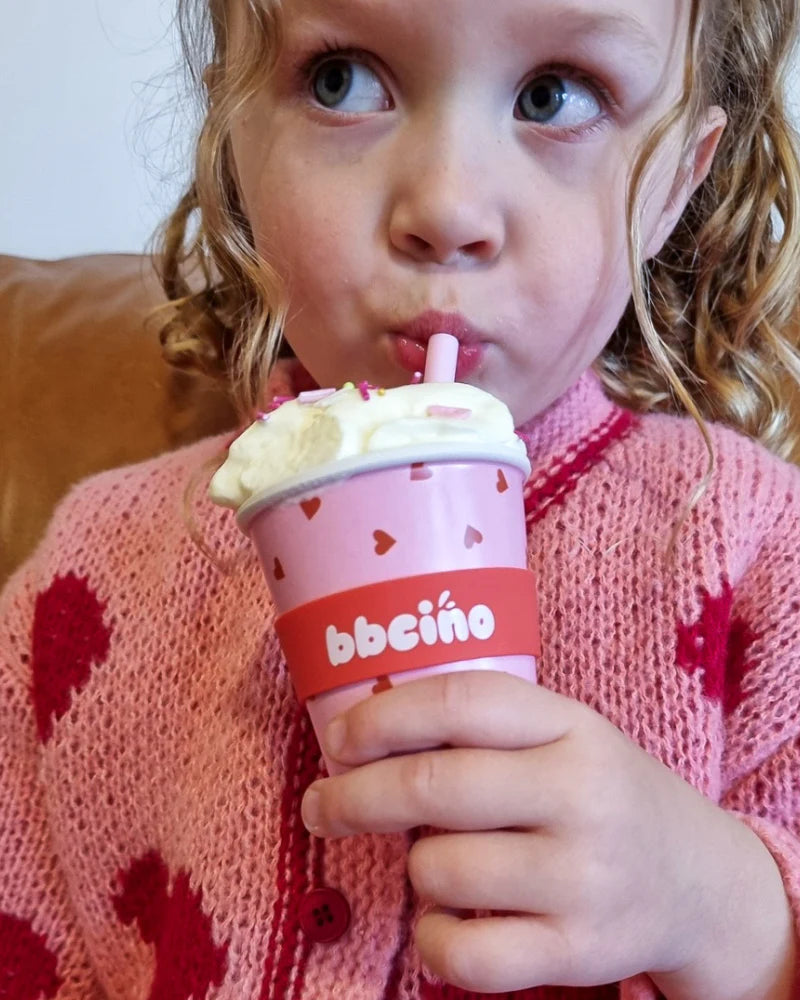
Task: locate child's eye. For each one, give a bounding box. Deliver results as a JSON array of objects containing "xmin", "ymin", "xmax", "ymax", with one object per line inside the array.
[
  {"xmin": 310, "ymin": 57, "xmax": 390, "ymax": 113},
  {"xmin": 516, "ymin": 73, "xmax": 602, "ymax": 128}
]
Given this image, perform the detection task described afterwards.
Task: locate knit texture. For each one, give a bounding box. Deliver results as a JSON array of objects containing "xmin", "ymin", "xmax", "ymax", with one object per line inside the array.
[{"xmin": 2, "ymin": 369, "xmax": 800, "ymax": 1000}]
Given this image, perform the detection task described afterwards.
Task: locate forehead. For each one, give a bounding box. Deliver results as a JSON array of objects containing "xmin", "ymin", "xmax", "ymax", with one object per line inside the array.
[{"xmin": 272, "ymin": 0, "xmax": 685, "ymax": 51}]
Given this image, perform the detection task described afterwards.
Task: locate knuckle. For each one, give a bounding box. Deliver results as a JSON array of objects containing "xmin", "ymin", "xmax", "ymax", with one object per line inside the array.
[
  {"xmin": 574, "ymin": 763, "xmax": 619, "ymax": 833},
  {"xmin": 322, "ymin": 776, "xmax": 364, "ymax": 835},
  {"xmin": 563, "ymin": 849, "xmax": 606, "ymax": 911},
  {"xmin": 317, "ymin": 782, "xmax": 345, "ymax": 831},
  {"xmin": 346, "ymin": 700, "xmax": 380, "ymax": 748},
  {"xmin": 557, "ymin": 738, "xmax": 610, "ymax": 828},
  {"xmin": 400, "ymin": 751, "xmax": 442, "ymax": 812},
  {"xmin": 546, "ymin": 920, "xmax": 582, "ymax": 985},
  {"xmin": 439, "ymin": 669, "xmax": 478, "ymax": 727},
  {"xmin": 337, "ymin": 781, "xmax": 362, "ymax": 825}
]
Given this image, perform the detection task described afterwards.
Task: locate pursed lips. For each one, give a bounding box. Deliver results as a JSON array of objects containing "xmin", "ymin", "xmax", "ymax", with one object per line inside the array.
[
  {"xmin": 386, "ymin": 310, "xmax": 488, "ymax": 378},
  {"xmin": 390, "ymin": 310, "xmax": 488, "ymax": 346}
]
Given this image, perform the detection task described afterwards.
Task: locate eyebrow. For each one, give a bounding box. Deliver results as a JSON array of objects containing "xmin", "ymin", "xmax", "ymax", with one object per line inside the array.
[
  {"xmin": 290, "ymin": 0, "xmax": 657, "ymax": 43},
  {"xmin": 284, "ymin": 0, "xmax": 663, "ymax": 64},
  {"xmin": 554, "ymin": 8, "xmax": 661, "ymax": 57}
]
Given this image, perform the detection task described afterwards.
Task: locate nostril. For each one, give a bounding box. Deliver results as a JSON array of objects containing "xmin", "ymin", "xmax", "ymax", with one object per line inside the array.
[
  {"xmin": 464, "ymin": 240, "xmax": 489, "ymax": 258},
  {"xmin": 393, "ymin": 226, "xmax": 500, "ymax": 265},
  {"xmin": 407, "ymin": 234, "xmax": 433, "ymax": 256}
]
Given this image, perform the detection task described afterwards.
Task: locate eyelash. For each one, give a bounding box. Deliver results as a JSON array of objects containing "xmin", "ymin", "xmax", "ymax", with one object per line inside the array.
[
  {"xmin": 523, "ymin": 63, "xmax": 618, "ymax": 139},
  {"xmin": 295, "ymin": 42, "xmax": 383, "ymax": 103},
  {"xmin": 294, "ymin": 43, "xmax": 616, "ymax": 138}
]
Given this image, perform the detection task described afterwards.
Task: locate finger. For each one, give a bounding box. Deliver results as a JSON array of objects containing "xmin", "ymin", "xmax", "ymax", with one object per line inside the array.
[
  {"xmin": 408, "ymin": 831, "xmax": 577, "ymax": 915},
  {"xmin": 323, "ymin": 670, "xmax": 581, "ymax": 766},
  {"xmin": 415, "ymin": 910, "xmax": 582, "ymax": 993},
  {"xmin": 301, "ymin": 745, "xmax": 566, "ymax": 837}
]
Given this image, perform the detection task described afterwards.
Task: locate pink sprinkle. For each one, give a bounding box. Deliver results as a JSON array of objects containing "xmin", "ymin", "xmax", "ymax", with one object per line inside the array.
[
  {"xmin": 298, "ymin": 388, "xmax": 336, "ymax": 404},
  {"xmin": 358, "ymin": 381, "xmax": 372, "ymax": 401},
  {"xmin": 426, "ymin": 405, "xmax": 472, "ymax": 419},
  {"xmin": 256, "ymin": 411, "xmax": 271, "ymax": 422},
  {"xmin": 412, "ymin": 371, "xmax": 423, "ymax": 385},
  {"xmin": 266, "ymin": 394, "xmax": 295, "ymax": 412}
]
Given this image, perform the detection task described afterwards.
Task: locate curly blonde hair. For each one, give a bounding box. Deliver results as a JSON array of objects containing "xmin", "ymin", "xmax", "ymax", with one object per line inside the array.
[{"xmin": 155, "ymin": 0, "xmax": 800, "ymax": 460}]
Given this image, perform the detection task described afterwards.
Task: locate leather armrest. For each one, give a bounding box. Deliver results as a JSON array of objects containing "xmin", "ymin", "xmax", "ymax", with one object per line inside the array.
[{"xmin": 0, "ymin": 253, "xmax": 237, "ymax": 586}]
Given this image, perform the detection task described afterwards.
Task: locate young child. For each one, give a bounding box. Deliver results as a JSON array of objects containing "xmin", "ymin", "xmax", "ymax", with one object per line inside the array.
[{"xmin": 2, "ymin": 0, "xmax": 800, "ymax": 998}]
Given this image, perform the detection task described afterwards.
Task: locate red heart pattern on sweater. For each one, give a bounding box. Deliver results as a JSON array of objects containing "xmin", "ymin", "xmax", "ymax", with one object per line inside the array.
[
  {"xmin": 112, "ymin": 851, "xmax": 229, "ymax": 1000},
  {"xmin": 31, "ymin": 573, "xmax": 112, "ymax": 744},
  {"xmin": 675, "ymin": 578, "xmax": 758, "ymax": 716},
  {"xmin": 0, "ymin": 912, "xmax": 62, "ymax": 999}
]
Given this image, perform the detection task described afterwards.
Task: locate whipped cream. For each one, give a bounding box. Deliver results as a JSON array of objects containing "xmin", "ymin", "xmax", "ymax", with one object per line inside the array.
[{"xmin": 209, "ymin": 382, "xmax": 529, "ymax": 510}]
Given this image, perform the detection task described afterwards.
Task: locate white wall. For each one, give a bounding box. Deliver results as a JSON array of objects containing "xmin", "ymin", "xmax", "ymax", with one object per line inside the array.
[
  {"xmin": 1, "ymin": 5, "xmax": 799, "ymax": 260},
  {"xmin": 0, "ymin": 0, "xmax": 192, "ymax": 258}
]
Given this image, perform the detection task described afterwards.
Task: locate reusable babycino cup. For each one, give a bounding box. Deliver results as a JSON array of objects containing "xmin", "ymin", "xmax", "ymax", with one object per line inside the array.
[
  {"xmin": 236, "ymin": 338, "xmax": 541, "ymax": 774},
  {"xmin": 239, "ymin": 446, "xmax": 539, "ymax": 773}
]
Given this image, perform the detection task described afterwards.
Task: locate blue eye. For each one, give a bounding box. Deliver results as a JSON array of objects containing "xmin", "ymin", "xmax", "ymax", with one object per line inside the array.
[
  {"xmin": 311, "ymin": 58, "xmax": 389, "ymax": 112},
  {"xmin": 517, "ymin": 73, "xmax": 601, "ymax": 127}
]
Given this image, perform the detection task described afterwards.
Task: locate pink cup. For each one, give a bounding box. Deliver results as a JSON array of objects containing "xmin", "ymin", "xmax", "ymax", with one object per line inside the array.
[{"xmin": 238, "ymin": 444, "xmax": 540, "ymax": 774}]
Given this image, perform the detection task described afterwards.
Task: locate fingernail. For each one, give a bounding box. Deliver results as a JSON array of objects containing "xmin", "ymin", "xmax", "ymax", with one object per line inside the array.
[
  {"xmin": 302, "ymin": 786, "xmax": 321, "ymax": 833},
  {"xmin": 325, "ymin": 716, "xmax": 347, "ymax": 759}
]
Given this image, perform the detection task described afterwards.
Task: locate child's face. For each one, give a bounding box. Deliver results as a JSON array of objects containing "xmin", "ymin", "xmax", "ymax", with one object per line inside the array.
[{"xmin": 229, "ymin": 0, "xmax": 719, "ymax": 423}]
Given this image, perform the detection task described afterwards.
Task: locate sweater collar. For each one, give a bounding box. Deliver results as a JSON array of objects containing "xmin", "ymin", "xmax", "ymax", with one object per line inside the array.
[{"xmin": 514, "ymin": 368, "xmax": 620, "ymax": 469}]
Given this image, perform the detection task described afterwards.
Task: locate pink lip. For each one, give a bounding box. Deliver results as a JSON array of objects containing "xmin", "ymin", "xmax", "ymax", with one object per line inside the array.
[{"xmin": 388, "ymin": 311, "xmax": 487, "ymax": 379}]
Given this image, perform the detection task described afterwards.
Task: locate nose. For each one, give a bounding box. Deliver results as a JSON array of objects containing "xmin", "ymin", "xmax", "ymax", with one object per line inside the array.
[{"xmin": 388, "ymin": 123, "xmax": 506, "ymax": 266}]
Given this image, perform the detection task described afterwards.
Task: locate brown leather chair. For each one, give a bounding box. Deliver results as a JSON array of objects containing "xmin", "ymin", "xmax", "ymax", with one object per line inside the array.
[{"xmin": 0, "ymin": 253, "xmax": 237, "ymax": 587}]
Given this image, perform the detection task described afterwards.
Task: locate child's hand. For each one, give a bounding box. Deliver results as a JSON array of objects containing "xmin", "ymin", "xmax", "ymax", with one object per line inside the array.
[{"xmin": 301, "ymin": 672, "xmax": 794, "ymax": 1000}]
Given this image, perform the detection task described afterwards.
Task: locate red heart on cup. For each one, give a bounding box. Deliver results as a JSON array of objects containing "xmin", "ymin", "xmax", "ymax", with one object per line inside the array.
[
  {"xmin": 496, "ymin": 470, "xmax": 509, "ymax": 493},
  {"xmin": 300, "ymin": 497, "xmax": 322, "ymax": 520},
  {"xmin": 273, "ymin": 558, "xmax": 285, "ymax": 581},
  {"xmin": 464, "ymin": 525, "xmax": 483, "ymax": 549},
  {"xmin": 373, "ymin": 530, "xmax": 396, "ymax": 555},
  {"xmin": 410, "ymin": 463, "xmax": 433, "ymax": 481}
]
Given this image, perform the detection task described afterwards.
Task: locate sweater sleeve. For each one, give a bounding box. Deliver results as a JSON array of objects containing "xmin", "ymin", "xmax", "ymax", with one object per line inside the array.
[
  {"xmin": 0, "ymin": 560, "xmax": 105, "ymax": 999},
  {"xmin": 719, "ymin": 465, "xmax": 800, "ymax": 977}
]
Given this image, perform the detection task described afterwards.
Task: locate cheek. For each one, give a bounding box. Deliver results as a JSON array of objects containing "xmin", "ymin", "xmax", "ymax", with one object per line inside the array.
[
  {"xmin": 520, "ymin": 189, "xmax": 631, "ymax": 315},
  {"xmin": 244, "ymin": 166, "xmax": 370, "ymax": 299},
  {"xmin": 231, "ymin": 121, "xmax": 341, "ymax": 268},
  {"xmin": 252, "ymin": 181, "xmax": 332, "ymax": 265}
]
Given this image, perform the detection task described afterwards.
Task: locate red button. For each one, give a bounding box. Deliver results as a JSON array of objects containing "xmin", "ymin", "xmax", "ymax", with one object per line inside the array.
[{"xmin": 298, "ymin": 888, "xmax": 351, "ymax": 943}]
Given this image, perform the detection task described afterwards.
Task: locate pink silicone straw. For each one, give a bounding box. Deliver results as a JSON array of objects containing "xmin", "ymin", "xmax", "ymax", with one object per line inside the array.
[{"xmin": 423, "ymin": 332, "xmax": 459, "ymax": 383}]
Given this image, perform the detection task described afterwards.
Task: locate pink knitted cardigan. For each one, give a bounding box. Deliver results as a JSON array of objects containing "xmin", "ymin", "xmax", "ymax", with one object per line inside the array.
[{"xmin": 2, "ymin": 370, "xmax": 799, "ymax": 1000}]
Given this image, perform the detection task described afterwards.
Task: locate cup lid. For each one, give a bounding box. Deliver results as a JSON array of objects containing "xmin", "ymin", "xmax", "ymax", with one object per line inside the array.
[{"xmin": 236, "ymin": 441, "xmax": 531, "ymax": 529}]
